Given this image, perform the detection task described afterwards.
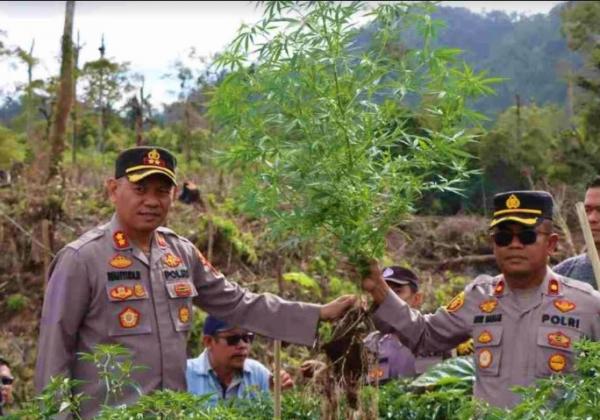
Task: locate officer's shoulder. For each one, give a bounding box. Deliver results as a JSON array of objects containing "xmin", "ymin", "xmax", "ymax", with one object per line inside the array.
[
  {"xmin": 558, "ymin": 274, "xmax": 596, "ymax": 295},
  {"xmin": 157, "ymin": 226, "xmax": 195, "ymax": 248},
  {"xmin": 64, "ymin": 222, "xmax": 109, "ymax": 252}
]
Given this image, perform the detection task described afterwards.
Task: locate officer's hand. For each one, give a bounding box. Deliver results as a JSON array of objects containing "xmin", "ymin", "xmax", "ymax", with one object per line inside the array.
[
  {"xmin": 300, "ymin": 359, "xmax": 327, "ymax": 379},
  {"xmin": 362, "ymin": 260, "xmax": 389, "ymax": 305},
  {"xmin": 319, "ymin": 295, "xmax": 357, "ymax": 321}
]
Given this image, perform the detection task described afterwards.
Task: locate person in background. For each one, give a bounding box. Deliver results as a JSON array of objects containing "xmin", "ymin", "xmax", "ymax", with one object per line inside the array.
[
  {"xmin": 553, "ymin": 176, "xmax": 600, "ymax": 289},
  {"xmin": 187, "ymin": 316, "xmax": 293, "ymax": 406},
  {"xmin": 0, "ymin": 358, "xmax": 14, "ymax": 417}
]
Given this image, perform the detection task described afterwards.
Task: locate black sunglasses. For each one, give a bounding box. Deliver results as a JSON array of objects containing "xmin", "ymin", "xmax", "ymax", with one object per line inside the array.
[
  {"xmin": 1, "ymin": 376, "xmax": 13, "ymax": 385},
  {"xmin": 491, "ymin": 229, "xmax": 549, "ymax": 247},
  {"xmin": 217, "ymin": 333, "xmax": 255, "ymax": 346}
]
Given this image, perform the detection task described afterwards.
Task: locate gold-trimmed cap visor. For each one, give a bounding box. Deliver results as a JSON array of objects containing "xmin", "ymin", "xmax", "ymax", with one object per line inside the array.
[
  {"xmin": 489, "ymin": 215, "xmax": 539, "ymax": 228},
  {"xmin": 126, "ymin": 167, "xmax": 177, "ymax": 185}
]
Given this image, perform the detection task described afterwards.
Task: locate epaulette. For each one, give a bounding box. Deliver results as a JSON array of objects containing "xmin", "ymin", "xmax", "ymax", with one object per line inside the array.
[
  {"xmin": 66, "ymin": 226, "xmax": 105, "ymax": 251},
  {"xmin": 558, "ymin": 275, "xmax": 596, "ymax": 295},
  {"xmin": 156, "ymin": 226, "xmax": 194, "ymax": 247},
  {"xmin": 465, "ymin": 274, "xmax": 497, "ymax": 293}
]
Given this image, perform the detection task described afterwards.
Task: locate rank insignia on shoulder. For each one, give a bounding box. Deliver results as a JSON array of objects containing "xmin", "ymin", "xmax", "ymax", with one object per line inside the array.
[
  {"xmin": 109, "ymin": 254, "xmax": 133, "ymax": 269},
  {"xmin": 494, "ymin": 280, "xmax": 505, "ymax": 296},
  {"xmin": 446, "ymin": 292, "xmax": 465, "ymax": 313},
  {"xmin": 119, "ymin": 307, "xmax": 141, "ymax": 328},
  {"xmin": 548, "ymin": 353, "xmax": 567, "ymax": 372},
  {"xmin": 174, "ymin": 282, "xmax": 192, "ymax": 297},
  {"xmin": 553, "ymin": 299, "xmax": 575, "ymax": 313},
  {"xmin": 178, "ymin": 306, "xmax": 190, "ymax": 323},
  {"xmin": 133, "ymin": 283, "xmax": 147, "ymax": 298},
  {"xmin": 479, "ymin": 300, "xmax": 498, "ymax": 313},
  {"xmin": 477, "ymin": 331, "xmax": 493, "ymax": 344},
  {"xmin": 163, "ymin": 253, "xmax": 182, "ymax": 268},
  {"xmin": 196, "ymin": 250, "xmax": 224, "ymax": 278},
  {"xmin": 548, "ymin": 331, "xmax": 571, "ymax": 349},
  {"xmin": 548, "ymin": 279, "xmax": 560, "ymax": 295},
  {"xmin": 110, "ymin": 286, "xmax": 133, "ymax": 300},
  {"xmin": 478, "ymin": 349, "xmax": 493, "ymax": 368},
  {"xmin": 113, "ymin": 231, "xmax": 129, "ymax": 249},
  {"xmin": 156, "ymin": 233, "xmax": 167, "ymax": 248}
]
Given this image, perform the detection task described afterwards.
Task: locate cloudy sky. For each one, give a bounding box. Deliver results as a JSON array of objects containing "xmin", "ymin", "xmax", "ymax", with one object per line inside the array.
[{"xmin": 0, "ymin": 1, "xmax": 564, "ymax": 107}]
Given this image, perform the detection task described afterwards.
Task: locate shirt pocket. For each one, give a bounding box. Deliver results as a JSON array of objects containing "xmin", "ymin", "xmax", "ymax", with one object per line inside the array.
[
  {"xmin": 535, "ymin": 326, "xmax": 580, "ymax": 377},
  {"xmin": 473, "ymin": 325, "xmax": 503, "ymax": 377},
  {"xmin": 105, "ymin": 282, "xmax": 152, "ymax": 336},
  {"xmin": 165, "ymin": 279, "xmax": 198, "ymax": 332}
]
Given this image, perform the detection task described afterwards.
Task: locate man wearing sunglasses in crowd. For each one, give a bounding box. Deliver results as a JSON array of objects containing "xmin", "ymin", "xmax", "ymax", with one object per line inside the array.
[
  {"xmin": 362, "ymin": 190, "xmax": 600, "ymax": 408},
  {"xmin": 187, "ymin": 316, "xmax": 293, "ymax": 405},
  {"xmin": 553, "ymin": 176, "xmax": 600, "ymax": 289},
  {"xmin": 0, "ymin": 357, "xmax": 14, "ymax": 416}
]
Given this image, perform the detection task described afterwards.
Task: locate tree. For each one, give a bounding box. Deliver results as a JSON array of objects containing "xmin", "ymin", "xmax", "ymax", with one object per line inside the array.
[
  {"xmin": 211, "ymin": 1, "xmax": 497, "ymax": 266},
  {"xmin": 47, "ymin": 0, "xmax": 75, "ymax": 180}
]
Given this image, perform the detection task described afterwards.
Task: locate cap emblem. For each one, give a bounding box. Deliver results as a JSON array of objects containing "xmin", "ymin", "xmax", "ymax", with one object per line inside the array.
[
  {"xmin": 144, "ymin": 148, "xmax": 164, "ymax": 167},
  {"xmin": 506, "ymin": 194, "xmax": 520, "ymax": 209}
]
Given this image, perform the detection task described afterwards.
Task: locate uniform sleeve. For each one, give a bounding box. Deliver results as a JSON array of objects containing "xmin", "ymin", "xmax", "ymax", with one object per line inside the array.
[
  {"xmin": 189, "ymin": 245, "xmax": 321, "ymax": 347},
  {"xmin": 34, "ymin": 248, "xmax": 91, "ymax": 392},
  {"xmin": 373, "ymin": 288, "xmax": 474, "ymax": 354}
]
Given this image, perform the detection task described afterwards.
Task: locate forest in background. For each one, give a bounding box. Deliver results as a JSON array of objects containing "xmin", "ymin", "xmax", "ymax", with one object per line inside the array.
[{"xmin": 1, "ymin": 1, "xmax": 600, "ymax": 418}]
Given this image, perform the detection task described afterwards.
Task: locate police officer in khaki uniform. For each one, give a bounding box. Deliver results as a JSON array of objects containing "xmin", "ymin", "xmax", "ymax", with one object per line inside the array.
[
  {"xmin": 363, "ymin": 191, "xmax": 600, "ymax": 408},
  {"xmin": 35, "ymin": 146, "xmax": 355, "ymax": 418}
]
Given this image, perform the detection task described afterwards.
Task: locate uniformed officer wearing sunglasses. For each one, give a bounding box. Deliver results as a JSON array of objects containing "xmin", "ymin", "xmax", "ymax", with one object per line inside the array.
[
  {"xmin": 363, "ymin": 190, "xmax": 600, "ymax": 409},
  {"xmin": 186, "ymin": 316, "xmax": 293, "ymax": 405}
]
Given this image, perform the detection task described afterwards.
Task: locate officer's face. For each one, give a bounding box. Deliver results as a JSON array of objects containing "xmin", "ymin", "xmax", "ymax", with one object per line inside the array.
[
  {"xmin": 388, "ymin": 283, "xmax": 423, "ymax": 309},
  {"xmin": 108, "ymin": 174, "xmax": 176, "ymax": 234},
  {"xmin": 492, "ymin": 221, "xmax": 558, "ymax": 280},
  {"xmin": 205, "ymin": 328, "xmax": 252, "ymax": 371},
  {"xmin": 584, "ymin": 187, "xmax": 600, "ymax": 246}
]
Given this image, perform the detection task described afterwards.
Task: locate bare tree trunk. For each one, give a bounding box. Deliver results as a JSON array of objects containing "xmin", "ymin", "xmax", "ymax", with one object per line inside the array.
[
  {"xmin": 135, "ymin": 86, "xmax": 144, "ymax": 145},
  {"xmin": 72, "ymin": 31, "xmax": 82, "ymax": 165},
  {"xmin": 184, "ymin": 100, "xmax": 192, "ymax": 163},
  {"xmin": 25, "ymin": 38, "xmax": 35, "ymax": 143},
  {"xmin": 47, "ymin": 0, "xmax": 75, "ymax": 181}
]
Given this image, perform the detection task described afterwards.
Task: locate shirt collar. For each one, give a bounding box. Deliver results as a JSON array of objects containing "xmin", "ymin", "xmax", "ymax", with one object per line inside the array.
[{"xmin": 493, "ymin": 267, "xmax": 561, "ymax": 297}]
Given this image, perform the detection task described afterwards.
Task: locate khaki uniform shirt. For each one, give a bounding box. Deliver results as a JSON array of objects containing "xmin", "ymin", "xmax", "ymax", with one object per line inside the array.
[
  {"xmin": 35, "ymin": 215, "xmax": 321, "ymax": 418},
  {"xmin": 374, "ymin": 268, "xmax": 600, "ymax": 408}
]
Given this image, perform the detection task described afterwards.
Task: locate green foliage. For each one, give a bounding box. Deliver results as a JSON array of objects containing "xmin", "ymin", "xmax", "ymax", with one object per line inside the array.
[
  {"xmin": 0, "ymin": 125, "xmax": 25, "ymax": 167},
  {"xmin": 411, "ymin": 356, "xmax": 475, "ymax": 392},
  {"xmin": 198, "ymin": 213, "xmax": 258, "ymax": 264},
  {"xmin": 282, "ymin": 271, "xmax": 321, "ymax": 297},
  {"xmin": 211, "ymin": 1, "xmax": 496, "ymax": 264},
  {"xmin": 423, "ymin": 271, "xmax": 470, "ymax": 313},
  {"xmin": 77, "ymin": 344, "xmax": 145, "ymax": 406},
  {"xmin": 328, "ymin": 275, "xmax": 360, "ymax": 297},
  {"xmin": 6, "ymin": 293, "xmax": 28, "ymax": 313}
]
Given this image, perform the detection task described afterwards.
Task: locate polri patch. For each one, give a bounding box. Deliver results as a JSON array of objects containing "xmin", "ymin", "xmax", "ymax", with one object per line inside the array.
[
  {"xmin": 197, "ymin": 250, "xmax": 224, "ymax": 278},
  {"xmin": 542, "ymin": 314, "xmax": 580, "ymax": 329}
]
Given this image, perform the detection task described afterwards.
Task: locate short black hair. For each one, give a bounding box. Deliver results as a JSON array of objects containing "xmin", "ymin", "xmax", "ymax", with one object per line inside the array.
[
  {"xmin": 0, "ymin": 357, "xmax": 10, "ymax": 368},
  {"xmin": 586, "ymin": 176, "xmax": 600, "ymax": 190}
]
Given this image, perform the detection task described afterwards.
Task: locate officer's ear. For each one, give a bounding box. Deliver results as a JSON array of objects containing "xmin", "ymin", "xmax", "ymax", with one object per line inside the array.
[
  {"xmin": 202, "ymin": 335, "xmax": 214, "ymax": 349},
  {"xmin": 106, "ymin": 178, "xmax": 120, "ymax": 203},
  {"xmin": 411, "ymin": 291, "xmax": 424, "ymax": 310},
  {"xmin": 546, "ymin": 232, "xmax": 559, "ymax": 255}
]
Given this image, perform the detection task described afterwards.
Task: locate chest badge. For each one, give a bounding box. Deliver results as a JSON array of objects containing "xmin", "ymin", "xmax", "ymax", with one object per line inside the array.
[
  {"xmin": 445, "ymin": 292, "xmax": 465, "ymax": 313},
  {"xmin": 548, "ymin": 353, "xmax": 567, "ymax": 373},
  {"xmin": 178, "ymin": 306, "xmax": 190, "ymax": 323},
  {"xmin": 113, "ymin": 231, "xmax": 129, "ymax": 249},
  {"xmin": 118, "ymin": 307, "xmax": 140, "ymax": 328},
  {"xmin": 109, "ymin": 254, "xmax": 133, "ymax": 269},
  {"xmin": 174, "ymin": 282, "xmax": 193, "ymax": 297},
  {"xmin": 477, "ymin": 330, "xmax": 493, "ymax": 344},
  {"xmin": 553, "ymin": 299, "xmax": 576, "ymax": 313},
  {"xmin": 133, "ymin": 283, "xmax": 147, "ymax": 298},
  {"xmin": 110, "ymin": 286, "xmax": 133, "ymax": 300},
  {"xmin": 547, "ymin": 331, "xmax": 571, "ymax": 349},
  {"xmin": 479, "ymin": 300, "xmax": 498, "ymax": 313},
  {"xmin": 478, "ymin": 349, "xmax": 493, "ymax": 368},
  {"xmin": 163, "ymin": 253, "xmax": 182, "ymax": 268}
]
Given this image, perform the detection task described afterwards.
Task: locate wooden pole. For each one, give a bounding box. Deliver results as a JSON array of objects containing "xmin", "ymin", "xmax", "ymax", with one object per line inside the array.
[
  {"xmin": 273, "ymin": 339, "xmax": 282, "ymax": 420},
  {"xmin": 575, "ymin": 202, "xmax": 600, "ymax": 289}
]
